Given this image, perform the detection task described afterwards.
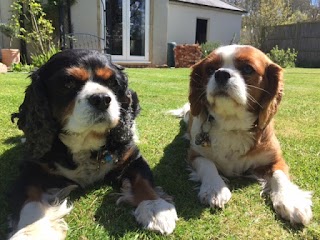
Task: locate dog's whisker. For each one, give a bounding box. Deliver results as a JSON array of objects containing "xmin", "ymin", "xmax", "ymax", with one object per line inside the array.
[
  {"xmin": 190, "ymin": 75, "xmax": 208, "ymax": 85},
  {"xmin": 192, "ymin": 90, "xmax": 207, "ymax": 107},
  {"xmin": 247, "ymin": 94, "xmax": 262, "ymax": 108},
  {"xmin": 247, "ymin": 84, "xmax": 270, "ymax": 94}
]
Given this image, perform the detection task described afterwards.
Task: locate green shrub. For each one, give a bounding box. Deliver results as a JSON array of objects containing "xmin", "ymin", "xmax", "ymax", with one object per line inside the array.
[
  {"xmin": 10, "ymin": 0, "xmax": 55, "ymax": 56},
  {"xmin": 200, "ymin": 41, "xmax": 220, "ymax": 58},
  {"xmin": 11, "ymin": 62, "xmax": 34, "ymax": 72},
  {"xmin": 267, "ymin": 45, "xmax": 298, "ymax": 68},
  {"xmin": 31, "ymin": 46, "xmax": 60, "ymax": 67},
  {"xmin": 0, "ymin": 23, "xmax": 19, "ymax": 48}
]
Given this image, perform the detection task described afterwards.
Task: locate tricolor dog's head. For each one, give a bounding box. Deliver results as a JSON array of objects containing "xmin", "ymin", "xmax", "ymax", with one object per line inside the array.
[
  {"xmin": 189, "ymin": 45, "xmax": 283, "ymax": 130},
  {"xmin": 13, "ymin": 49, "xmax": 139, "ymax": 158}
]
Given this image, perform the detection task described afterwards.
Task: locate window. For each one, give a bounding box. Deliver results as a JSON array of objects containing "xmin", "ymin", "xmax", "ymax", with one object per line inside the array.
[{"xmin": 195, "ymin": 18, "xmax": 208, "ymax": 44}]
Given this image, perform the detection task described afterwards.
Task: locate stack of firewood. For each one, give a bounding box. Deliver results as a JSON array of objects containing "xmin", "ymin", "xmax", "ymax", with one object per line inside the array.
[{"xmin": 174, "ymin": 44, "xmax": 202, "ymax": 68}]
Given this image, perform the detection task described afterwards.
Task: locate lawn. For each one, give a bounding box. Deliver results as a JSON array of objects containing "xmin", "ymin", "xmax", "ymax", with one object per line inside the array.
[{"xmin": 0, "ymin": 68, "xmax": 319, "ymax": 239}]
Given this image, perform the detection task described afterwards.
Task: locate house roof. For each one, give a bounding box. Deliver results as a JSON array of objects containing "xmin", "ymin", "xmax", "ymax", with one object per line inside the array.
[{"xmin": 170, "ymin": 0, "xmax": 246, "ymax": 13}]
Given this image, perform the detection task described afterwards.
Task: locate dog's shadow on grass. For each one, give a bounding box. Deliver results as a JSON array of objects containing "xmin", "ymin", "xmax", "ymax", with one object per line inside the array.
[
  {"xmin": 0, "ymin": 136, "xmax": 24, "ymax": 239},
  {"xmin": 1, "ymin": 129, "xmax": 308, "ymax": 239},
  {"xmin": 151, "ymin": 120, "xmax": 206, "ymax": 220},
  {"xmin": 95, "ymin": 118, "xmax": 310, "ymax": 238},
  {"xmin": 94, "ymin": 120, "xmax": 206, "ymax": 238}
]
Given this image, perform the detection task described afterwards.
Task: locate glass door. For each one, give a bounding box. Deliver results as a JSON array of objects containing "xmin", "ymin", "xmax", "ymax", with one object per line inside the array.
[
  {"xmin": 107, "ymin": 0, "xmax": 149, "ymax": 61},
  {"xmin": 107, "ymin": 0, "xmax": 123, "ymax": 56}
]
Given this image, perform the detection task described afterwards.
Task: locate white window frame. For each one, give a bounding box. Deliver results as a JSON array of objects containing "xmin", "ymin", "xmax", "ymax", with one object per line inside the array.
[{"xmin": 111, "ymin": 0, "xmax": 150, "ymax": 62}]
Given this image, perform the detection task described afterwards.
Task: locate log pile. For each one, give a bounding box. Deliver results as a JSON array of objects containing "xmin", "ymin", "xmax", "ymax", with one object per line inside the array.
[{"xmin": 174, "ymin": 44, "xmax": 202, "ymax": 68}]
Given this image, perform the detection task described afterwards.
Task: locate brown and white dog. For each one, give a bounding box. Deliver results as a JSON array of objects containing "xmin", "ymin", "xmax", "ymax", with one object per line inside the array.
[
  {"xmin": 170, "ymin": 45, "xmax": 312, "ymax": 225},
  {"xmin": 8, "ymin": 49, "xmax": 177, "ymax": 239}
]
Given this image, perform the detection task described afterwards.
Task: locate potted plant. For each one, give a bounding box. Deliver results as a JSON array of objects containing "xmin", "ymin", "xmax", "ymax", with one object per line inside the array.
[{"xmin": 0, "ymin": 23, "xmax": 20, "ymax": 68}]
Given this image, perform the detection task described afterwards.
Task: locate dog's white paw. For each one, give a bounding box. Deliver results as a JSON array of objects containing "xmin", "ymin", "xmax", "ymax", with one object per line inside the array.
[
  {"xmin": 9, "ymin": 199, "xmax": 72, "ymax": 240},
  {"xmin": 270, "ymin": 170, "xmax": 312, "ymax": 225},
  {"xmin": 271, "ymin": 185, "xmax": 312, "ymax": 225},
  {"xmin": 134, "ymin": 198, "xmax": 178, "ymax": 235},
  {"xmin": 198, "ymin": 182, "xmax": 231, "ymax": 208}
]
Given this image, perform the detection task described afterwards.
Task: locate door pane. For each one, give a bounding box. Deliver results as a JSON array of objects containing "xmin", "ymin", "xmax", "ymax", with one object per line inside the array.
[
  {"xmin": 130, "ymin": 0, "xmax": 145, "ymax": 56},
  {"xmin": 108, "ymin": 0, "xmax": 123, "ymax": 55}
]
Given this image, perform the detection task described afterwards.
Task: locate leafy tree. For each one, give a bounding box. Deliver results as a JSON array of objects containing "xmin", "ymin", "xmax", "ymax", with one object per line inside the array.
[
  {"xmin": 0, "ymin": 23, "xmax": 19, "ymax": 48},
  {"xmin": 309, "ymin": 0, "xmax": 320, "ymax": 20},
  {"xmin": 241, "ymin": 0, "xmax": 294, "ymax": 47},
  {"xmin": 9, "ymin": 0, "xmax": 55, "ymax": 56},
  {"xmin": 224, "ymin": 0, "xmax": 318, "ymax": 47},
  {"xmin": 291, "ymin": 0, "xmax": 312, "ymax": 12},
  {"xmin": 41, "ymin": 0, "xmax": 78, "ymax": 35}
]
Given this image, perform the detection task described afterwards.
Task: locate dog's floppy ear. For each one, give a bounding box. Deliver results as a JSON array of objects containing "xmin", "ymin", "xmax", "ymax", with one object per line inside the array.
[
  {"xmin": 258, "ymin": 63, "xmax": 283, "ymax": 130},
  {"xmin": 129, "ymin": 90, "xmax": 141, "ymax": 119},
  {"xmin": 189, "ymin": 58, "xmax": 208, "ymax": 116},
  {"xmin": 106, "ymin": 89, "xmax": 139, "ymax": 149},
  {"xmin": 112, "ymin": 63, "xmax": 128, "ymax": 90},
  {"xmin": 111, "ymin": 63, "xmax": 140, "ymax": 118},
  {"xmin": 12, "ymin": 69, "xmax": 59, "ymax": 159}
]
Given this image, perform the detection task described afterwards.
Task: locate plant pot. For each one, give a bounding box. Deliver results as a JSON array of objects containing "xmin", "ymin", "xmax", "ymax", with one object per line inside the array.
[{"xmin": 1, "ymin": 48, "xmax": 20, "ymax": 68}]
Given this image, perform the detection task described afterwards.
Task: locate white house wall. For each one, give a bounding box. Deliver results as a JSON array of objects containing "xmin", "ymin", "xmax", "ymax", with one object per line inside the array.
[
  {"xmin": 0, "ymin": 0, "xmax": 17, "ymax": 49},
  {"xmin": 150, "ymin": 0, "xmax": 168, "ymax": 65},
  {"xmin": 70, "ymin": 0, "xmax": 102, "ymax": 44},
  {"xmin": 168, "ymin": 2, "xmax": 242, "ymax": 45},
  {"xmin": 71, "ymin": 0, "xmax": 100, "ymax": 35}
]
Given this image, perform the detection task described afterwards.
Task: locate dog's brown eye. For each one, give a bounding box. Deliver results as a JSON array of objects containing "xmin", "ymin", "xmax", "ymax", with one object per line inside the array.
[
  {"xmin": 242, "ymin": 65, "xmax": 255, "ymax": 75},
  {"xmin": 64, "ymin": 79, "xmax": 76, "ymax": 89}
]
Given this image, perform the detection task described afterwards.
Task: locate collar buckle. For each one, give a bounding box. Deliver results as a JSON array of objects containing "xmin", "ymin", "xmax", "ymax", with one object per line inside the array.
[{"xmin": 92, "ymin": 147, "xmax": 117, "ymax": 170}]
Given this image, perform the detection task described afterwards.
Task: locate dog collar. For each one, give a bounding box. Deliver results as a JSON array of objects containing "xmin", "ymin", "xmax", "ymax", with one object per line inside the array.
[
  {"xmin": 195, "ymin": 113, "xmax": 214, "ymax": 147},
  {"xmin": 101, "ymin": 150, "xmax": 114, "ymax": 163},
  {"xmin": 91, "ymin": 148, "xmax": 118, "ymax": 168}
]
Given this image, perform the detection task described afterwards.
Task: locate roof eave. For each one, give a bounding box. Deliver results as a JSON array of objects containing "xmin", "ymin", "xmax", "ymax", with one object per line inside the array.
[{"xmin": 169, "ymin": 0, "xmax": 247, "ymax": 14}]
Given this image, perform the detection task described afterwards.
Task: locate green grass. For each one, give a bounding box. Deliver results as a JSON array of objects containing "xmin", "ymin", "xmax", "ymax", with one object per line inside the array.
[{"xmin": 0, "ymin": 68, "xmax": 319, "ymax": 239}]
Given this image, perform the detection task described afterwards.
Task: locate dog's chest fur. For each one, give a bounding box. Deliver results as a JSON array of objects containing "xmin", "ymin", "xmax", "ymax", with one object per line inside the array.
[
  {"xmin": 190, "ymin": 116, "xmax": 268, "ymax": 177},
  {"xmin": 54, "ymin": 151, "xmax": 114, "ymax": 187},
  {"xmin": 54, "ymin": 132, "xmax": 114, "ymax": 187}
]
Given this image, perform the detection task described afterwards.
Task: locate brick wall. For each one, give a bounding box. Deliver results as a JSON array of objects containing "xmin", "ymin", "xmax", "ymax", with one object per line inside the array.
[{"xmin": 174, "ymin": 44, "xmax": 202, "ymax": 68}]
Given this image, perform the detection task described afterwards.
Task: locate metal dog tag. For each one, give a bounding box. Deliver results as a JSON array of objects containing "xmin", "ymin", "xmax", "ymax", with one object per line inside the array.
[{"xmin": 195, "ymin": 132, "xmax": 211, "ymax": 147}]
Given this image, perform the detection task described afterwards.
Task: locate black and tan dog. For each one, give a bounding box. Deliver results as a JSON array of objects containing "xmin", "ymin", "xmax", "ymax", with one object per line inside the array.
[{"xmin": 9, "ymin": 49, "xmax": 177, "ymax": 239}]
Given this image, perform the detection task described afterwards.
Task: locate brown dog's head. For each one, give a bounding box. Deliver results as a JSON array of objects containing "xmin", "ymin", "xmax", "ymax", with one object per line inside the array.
[{"xmin": 189, "ymin": 45, "xmax": 283, "ymax": 130}]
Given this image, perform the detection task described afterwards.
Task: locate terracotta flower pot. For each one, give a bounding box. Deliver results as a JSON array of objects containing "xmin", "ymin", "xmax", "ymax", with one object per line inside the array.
[{"xmin": 1, "ymin": 48, "xmax": 20, "ymax": 67}]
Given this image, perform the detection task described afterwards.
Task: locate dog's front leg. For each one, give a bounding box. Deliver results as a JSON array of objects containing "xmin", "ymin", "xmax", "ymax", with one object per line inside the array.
[
  {"xmin": 117, "ymin": 156, "xmax": 178, "ymax": 235},
  {"xmin": 267, "ymin": 159, "xmax": 312, "ymax": 225},
  {"xmin": 190, "ymin": 157, "xmax": 231, "ymax": 208},
  {"xmin": 9, "ymin": 185, "xmax": 76, "ymax": 240},
  {"xmin": 8, "ymin": 163, "xmax": 77, "ymax": 240}
]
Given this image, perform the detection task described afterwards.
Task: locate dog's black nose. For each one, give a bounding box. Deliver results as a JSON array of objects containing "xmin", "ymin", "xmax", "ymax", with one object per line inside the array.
[
  {"xmin": 88, "ymin": 93, "xmax": 111, "ymax": 111},
  {"xmin": 215, "ymin": 70, "xmax": 231, "ymax": 85}
]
